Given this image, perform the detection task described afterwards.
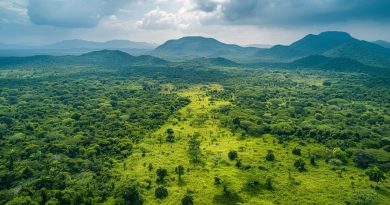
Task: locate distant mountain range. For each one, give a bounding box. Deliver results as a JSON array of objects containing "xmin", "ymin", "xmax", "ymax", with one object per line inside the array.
[
  {"xmin": 0, "ymin": 40, "xmax": 157, "ymax": 56},
  {"xmin": 0, "ymin": 31, "xmax": 389, "ymax": 74},
  {"xmin": 152, "ymin": 31, "xmax": 390, "ymax": 68}
]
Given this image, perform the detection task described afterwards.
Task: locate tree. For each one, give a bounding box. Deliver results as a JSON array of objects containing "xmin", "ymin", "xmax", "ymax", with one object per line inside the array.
[
  {"xmin": 176, "ymin": 165, "xmax": 185, "ymax": 180},
  {"xmin": 354, "ymin": 149, "xmax": 374, "ymax": 168},
  {"xmin": 365, "ymin": 166, "xmax": 385, "ymax": 183},
  {"xmin": 166, "ymin": 128, "xmax": 174, "ymax": 135},
  {"xmin": 182, "ymin": 194, "xmax": 194, "ymax": 205},
  {"xmin": 232, "ymin": 117, "xmax": 240, "ymax": 126},
  {"xmin": 114, "ymin": 182, "xmax": 144, "ymax": 205},
  {"xmin": 155, "ymin": 186, "xmax": 168, "ymax": 199},
  {"xmin": 156, "ymin": 168, "xmax": 168, "ymax": 182},
  {"xmin": 188, "ymin": 136, "xmax": 201, "ymax": 163},
  {"xmin": 294, "ymin": 158, "xmax": 306, "ymax": 172},
  {"xmin": 266, "ymin": 150, "xmax": 275, "ymax": 161},
  {"xmin": 292, "ymin": 147, "xmax": 301, "ymax": 156},
  {"xmin": 228, "ymin": 150, "xmax": 238, "ymax": 160},
  {"xmin": 166, "ymin": 135, "xmax": 175, "ymax": 143},
  {"xmin": 265, "ymin": 177, "xmax": 273, "ymax": 190}
]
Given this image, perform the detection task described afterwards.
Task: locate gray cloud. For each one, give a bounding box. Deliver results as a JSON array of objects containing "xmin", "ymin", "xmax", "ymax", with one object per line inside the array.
[
  {"xmin": 194, "ymin": 0, "xmax": 390, "ymax": 26},
  {"xmin": 27, "ymin": 0, "xmax": 129, "ymax": 28},
  {"xmin": 193, "ymin": 0, "xmax": 218, "ymax": 12}
]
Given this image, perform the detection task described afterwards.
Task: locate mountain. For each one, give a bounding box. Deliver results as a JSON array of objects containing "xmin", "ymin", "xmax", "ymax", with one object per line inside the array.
[
  {"xmin": 46, "ymin": 39, "xmax": 157, "ymax": 50},
  {"xmin": 0, "ymin": 50, "xmax": 169, "ymax": 68},
  {"xmin": 256, "ymin": 31, "xmax": 390, "ymax": 68},
  {"xmin": 152, "ymin": 36, "xmax": 261, "ymax": 61},
  {"xmin": 373, "ymin": 40, "xmax": 390, "ymax": 49}
]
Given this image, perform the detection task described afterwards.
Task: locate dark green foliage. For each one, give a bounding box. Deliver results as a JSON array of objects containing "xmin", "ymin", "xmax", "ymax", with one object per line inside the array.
[
  {"xmin": 228, "ymin": 150, "xmax": 238, "ymax": 160},
  {"xmin": 182, "ymin": 194, "xmax": 194, "ymax": 205},
  {"xmin": 365, "ymin": 166, "xmax": 385, "ymax": 183},
  {"xmin": 155, "ymin": 186, "xmax": 168, "ymax": 199},
  {"xmin": 156, "ymin": 168, "xmax": 168, "ymax": 182},
  {"xmin": 354, "ymin": 149, "xmax": 374, "ymax": 168},
  {"xmin": 114, "ymin": 182, "xmax": 144, "ymax": 205},
  {"xmin": 294, "ymin": 158, "xmax": 306, "ymax": 172},
  {"xmin": 266, "ymin": 150, "xmax": 275, "ymax": 161},
  {"xmin": 292, "ymin": 147, "xmax": 302, "ymax": 156},
  {"xmin": 265, "ymin": 177, "xmax": 273, "ymax": 190},
  {"xmin": 176, "ymin": 165, "xmax": 185, "ymax": 180}
]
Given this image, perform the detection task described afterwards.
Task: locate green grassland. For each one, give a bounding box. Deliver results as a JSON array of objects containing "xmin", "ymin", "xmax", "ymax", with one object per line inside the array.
[{"xmin": 109, "ymin": 84, "xmax": 389, "ymax": 205}]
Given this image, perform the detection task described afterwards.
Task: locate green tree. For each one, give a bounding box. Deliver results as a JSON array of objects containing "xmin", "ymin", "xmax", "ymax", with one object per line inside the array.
[
  {"xmin": 266, "ymin": 150, "xmax": 275, "ymax": 161},
  {"xmin": 188, "ymin": 136, "xmax": 201, "ymax": 163},
  {"xmin": 365, "ymin": 166, "xmax": 385, "ymax": 183},
  {"xmin": 155, "ymin": 186, "xmax": 168, "ymax": 199},
  {"xmin": 156, "ymin": 168, "xmax": 168, "ymax": 182},
  {"xmin": 182, "ymin": 194, "xmax": 194, "ymax": 205},
  {"xmin": 228, "ymin": 150, "xmax": 238, "ymax": 160},
  {"xmin": 294, "ymin": 158, "xmax": 306, "ymax": 172},
  {"xmin": 176, "ymin": 165, "xmax": 185, "ymax": 180}
]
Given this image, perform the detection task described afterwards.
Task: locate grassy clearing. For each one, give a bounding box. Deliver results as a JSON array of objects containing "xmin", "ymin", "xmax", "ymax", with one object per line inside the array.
[{"xmin": 109, "ymin": 84, "xmax": 389, "ymax": 205}]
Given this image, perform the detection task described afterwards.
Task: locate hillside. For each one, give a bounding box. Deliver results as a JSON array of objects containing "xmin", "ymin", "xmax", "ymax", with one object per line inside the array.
[
  {"xmin": 255, "ymin": 31, "xmax": 390, "ymax": 68},
  {"xmin": 152, "ymin": 36, "xmax": 260, "ymax": 61},
  {"xmin": 373, "ymin": 40, "xmax": 390, "ymax": 49},
  {"xmin": 0, "ymin": 50, "xmax": 169, "ymax": 68}
]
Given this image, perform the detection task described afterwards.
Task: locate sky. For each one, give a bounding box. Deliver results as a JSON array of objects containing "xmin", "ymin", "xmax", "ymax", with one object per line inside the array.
[{"xmin": 0, "ymin": 0, "xmax": 390, "ymax": 46}]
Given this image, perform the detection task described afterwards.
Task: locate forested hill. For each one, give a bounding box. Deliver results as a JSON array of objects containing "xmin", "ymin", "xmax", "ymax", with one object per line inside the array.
[{"xmin": 0, "ymin": 50, "xmax": 169, "ymax": 68}]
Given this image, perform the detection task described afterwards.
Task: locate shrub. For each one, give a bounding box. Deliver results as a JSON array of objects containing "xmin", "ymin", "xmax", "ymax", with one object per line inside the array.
[
  {"xmin": 292, "ymin": 147, "xmax": 301, "ymax": 156},
  {"xmin": 265, "ymin": 150, "xmax": 275, "ymax": 161},
  {"xmin": 155, "ymin": 186, "xmax": 168, "ymax": 199},
  {"xmin": 365, "ymin": 166, "xmax": 385, "ymax": 183},
  {"xmin": 182, "ymin": 194, "xmax": 194, "ymax": 205},
  {"xmin": 228, "ymin": 150, "xmax": 238, "ymax": 160},
  {"xmin": 294, "ymin": 158, "xmax": 306, "ymax": 172}
]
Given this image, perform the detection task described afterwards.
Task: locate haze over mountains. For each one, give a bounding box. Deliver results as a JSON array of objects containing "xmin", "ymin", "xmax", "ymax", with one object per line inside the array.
[{"xmin": 0, "ymin": 40, "xmax": 157, "ymax": 56}]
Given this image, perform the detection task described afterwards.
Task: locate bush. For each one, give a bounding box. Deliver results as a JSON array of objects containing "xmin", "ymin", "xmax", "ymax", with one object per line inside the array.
[
  {"xmin": 353, "ymin": 149, "xmax": 374, "ymax": 168},
  {"xmin": 265, "ymin": 150, "xmax": 275, "ymax": 161},
  {"xmin": 114, "ymin": 182, "xmax": 144, "ymax": 205},
  {"xmin": 155, "ymin": 186, "xmax": 168, "ymax": 199},
  {"xmin": 294, "ymin": 158, "xmax": 306, "ymax": 172},
  {"xmin": 292, "ymin": 147, "xmax": 301, "ymax": 156},
  {"xmin": 365, "ymin": 166, "xmax": 385, "ymax": 183},
  {"xmin": 182, "ymin": 194, "xmax": 194, "ymax": 205},
  {"xmin": 228, "ymin": 150, "xmax": 238, "ymax": 160}
]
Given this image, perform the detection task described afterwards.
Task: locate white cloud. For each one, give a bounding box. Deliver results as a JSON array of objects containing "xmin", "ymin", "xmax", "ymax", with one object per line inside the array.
[{"xmin": 136, "ymin": 7, "xmax": 188, "ymax": 30}]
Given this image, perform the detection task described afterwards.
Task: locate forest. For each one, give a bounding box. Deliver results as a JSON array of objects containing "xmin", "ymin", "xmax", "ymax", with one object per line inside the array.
[{"xmin": 0, "ymin": 55, "xmax": 389, "ymax": 204}]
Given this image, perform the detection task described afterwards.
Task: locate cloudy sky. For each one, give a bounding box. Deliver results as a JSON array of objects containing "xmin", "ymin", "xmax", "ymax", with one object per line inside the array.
[{"xmin": 1, "ymin": 0, "xmax": 390, "ymax": 46}]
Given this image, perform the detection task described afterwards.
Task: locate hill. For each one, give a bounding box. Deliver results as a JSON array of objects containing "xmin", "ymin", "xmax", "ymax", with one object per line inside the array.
[
  {"xmin": 373, "ymin": 40, "xmax": 390, "ymax": 49},
  {"xmin": 0, "ymin": 50, "xmax": 169, "ymax": 68},
  {"xmin": 152, "ymin": 36, "xmax": 260, "ymax": 61},
  {"xmin": 256, "ymin": 31, "xmax": 390, "ymax": 68},
  {"xmin": 291, "ymin": 55, "xmax": 378, "ymax": 72}
]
